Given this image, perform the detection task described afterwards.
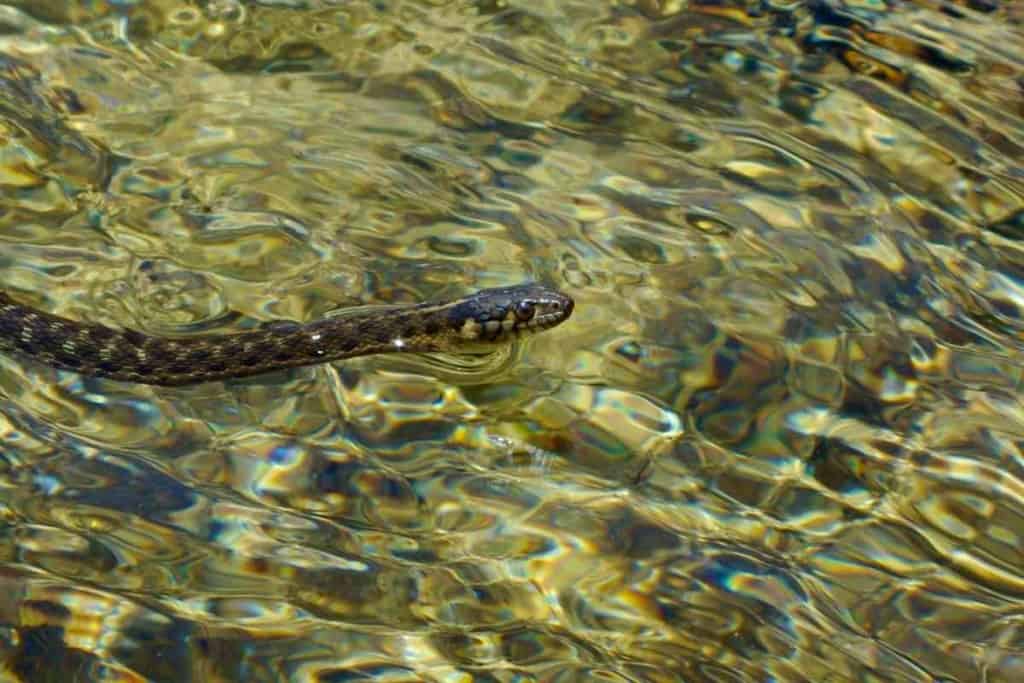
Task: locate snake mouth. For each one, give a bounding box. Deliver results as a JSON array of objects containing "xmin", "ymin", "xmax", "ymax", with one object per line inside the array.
[{"xmin": 530, "ymin": 294, "xmax": 574, "ymax": 329}]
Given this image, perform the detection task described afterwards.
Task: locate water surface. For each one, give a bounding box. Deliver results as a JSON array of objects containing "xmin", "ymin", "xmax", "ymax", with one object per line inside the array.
[{"xmin": 0, "ymin": 1, "xmax": 1023, "ymax": 681}]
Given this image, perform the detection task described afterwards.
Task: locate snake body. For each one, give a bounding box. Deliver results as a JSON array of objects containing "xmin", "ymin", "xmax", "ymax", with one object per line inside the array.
[{"xmin": 0, "ymin": 284, "xmax": 573, "ymax": 386}]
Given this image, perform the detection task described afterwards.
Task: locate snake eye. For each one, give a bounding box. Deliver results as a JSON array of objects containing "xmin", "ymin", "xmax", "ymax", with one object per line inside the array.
[{"xmin": 514, "ymin": 300, "xmax": 535, "ymax": 321}]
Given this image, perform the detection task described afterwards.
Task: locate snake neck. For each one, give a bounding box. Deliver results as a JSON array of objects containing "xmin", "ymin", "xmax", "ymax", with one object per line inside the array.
[{"xmin": 299, "ymin": 302, "xmax": 461, "ymax": 359}]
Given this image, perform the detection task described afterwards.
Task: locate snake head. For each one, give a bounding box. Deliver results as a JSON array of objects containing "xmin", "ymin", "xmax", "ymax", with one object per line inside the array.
[{"xmin": 450, "ymin": 283, "xmax": 574, "ymax": 344}]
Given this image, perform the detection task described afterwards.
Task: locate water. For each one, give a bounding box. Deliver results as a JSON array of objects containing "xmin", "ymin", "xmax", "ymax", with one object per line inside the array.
[{"xmin": 0, "ymin": 1, "xmax": 1023, "ymax": 681}]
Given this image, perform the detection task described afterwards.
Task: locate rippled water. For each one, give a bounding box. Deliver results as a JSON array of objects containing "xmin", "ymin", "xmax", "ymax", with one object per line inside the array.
[{"xmin": 0, "ymin": 1, "xmax": 1023, "ymax": 681}]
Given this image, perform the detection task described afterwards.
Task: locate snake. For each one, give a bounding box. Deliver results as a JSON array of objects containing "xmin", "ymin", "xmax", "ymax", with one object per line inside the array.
[{"xmin": 0, "ymin": 283, "xmax": 574, "ymax": 386}]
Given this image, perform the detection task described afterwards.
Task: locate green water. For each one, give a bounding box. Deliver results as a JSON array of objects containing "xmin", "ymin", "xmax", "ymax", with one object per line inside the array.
[{"xmin": 0, "ymin": 1, "xmax": 1023, "ymax": 681}]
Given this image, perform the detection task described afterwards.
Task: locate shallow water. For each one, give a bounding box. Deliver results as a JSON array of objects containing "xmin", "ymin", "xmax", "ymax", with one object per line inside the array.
[{"xmin": 0, "ymin": 1, "xmax": 1023, "ymax": 681}]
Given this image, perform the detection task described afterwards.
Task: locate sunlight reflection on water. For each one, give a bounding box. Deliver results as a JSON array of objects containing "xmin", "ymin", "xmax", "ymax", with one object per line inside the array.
[{"xmin": 0, "ymin": 1, "xmax": 1023, "ymax": 681}]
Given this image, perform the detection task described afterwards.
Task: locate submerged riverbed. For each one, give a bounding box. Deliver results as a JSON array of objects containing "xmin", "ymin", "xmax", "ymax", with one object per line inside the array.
[{"xmin": 0, "ymin": 1, "xmax": 1023, "ymax": 681}]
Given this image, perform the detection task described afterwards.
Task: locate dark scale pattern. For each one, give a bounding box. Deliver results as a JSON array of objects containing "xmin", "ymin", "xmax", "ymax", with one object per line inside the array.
[{"xmin": 0, "ymin": 285, "xmax": 574, "ymax": 386}]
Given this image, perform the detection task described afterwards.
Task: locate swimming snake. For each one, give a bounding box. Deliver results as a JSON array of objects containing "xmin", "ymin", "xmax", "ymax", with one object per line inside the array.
[{"xmin": 0, "ymin": 283, "xmax": 574, "ymax": 386}]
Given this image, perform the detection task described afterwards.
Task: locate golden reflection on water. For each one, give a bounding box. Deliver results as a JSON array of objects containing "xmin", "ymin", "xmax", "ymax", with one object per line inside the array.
[{"xmin": 0, "ymin": 0, "xmax": 1023, "ymax": 681}]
